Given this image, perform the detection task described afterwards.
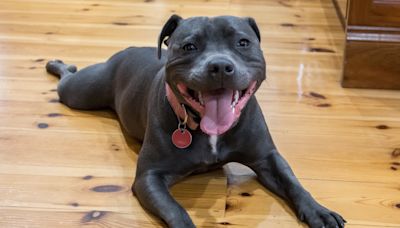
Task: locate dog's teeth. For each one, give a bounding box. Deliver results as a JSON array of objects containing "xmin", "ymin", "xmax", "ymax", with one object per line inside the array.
[
  {"xmin": 234, "ymin": 90, "xmax": 239, "ymax": 103},
  {"xmin": 230, "ymin": 91, "xmax": 240, "ymax": 110},
  {"xmin": 199, "ymin": 92, "xmax": 204, "ymax": 105},
  {"xmin": 231, "ymin": 90, "xmax": 239, "ymax": 108}
]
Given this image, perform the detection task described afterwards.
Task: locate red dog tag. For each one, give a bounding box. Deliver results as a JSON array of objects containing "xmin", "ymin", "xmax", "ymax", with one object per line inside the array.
[{"xmin": 171, "ymin": 128, "xmax": 192, "ymax": 149}]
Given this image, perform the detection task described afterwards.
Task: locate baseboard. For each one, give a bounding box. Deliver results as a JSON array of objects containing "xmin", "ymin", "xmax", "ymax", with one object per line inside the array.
[{"xmin": 342, "ymin": 39, "xmax": 400, "ymax": 89}]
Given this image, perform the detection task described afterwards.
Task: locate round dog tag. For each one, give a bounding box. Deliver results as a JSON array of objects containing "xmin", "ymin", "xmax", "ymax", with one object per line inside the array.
[{"xmin": 171, "ymin": 128, "xmax": 192, "ymax": 149}]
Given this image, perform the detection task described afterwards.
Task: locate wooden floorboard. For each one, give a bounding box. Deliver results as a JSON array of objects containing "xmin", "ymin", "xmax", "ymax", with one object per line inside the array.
[{"xmin": 1, "ymin": 0, "xmax": 400, "ymax": 227}]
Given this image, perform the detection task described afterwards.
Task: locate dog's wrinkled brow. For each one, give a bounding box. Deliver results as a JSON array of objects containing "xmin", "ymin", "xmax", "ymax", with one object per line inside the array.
[{"xmin": 181, "ymin": 33, "xmax": 203, "ymax": 43}]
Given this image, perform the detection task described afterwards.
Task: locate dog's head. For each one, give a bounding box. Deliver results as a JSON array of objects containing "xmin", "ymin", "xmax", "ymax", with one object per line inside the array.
[{"xmin": 158, "ymin": 15, "xmax": 266, "ymax": 136}]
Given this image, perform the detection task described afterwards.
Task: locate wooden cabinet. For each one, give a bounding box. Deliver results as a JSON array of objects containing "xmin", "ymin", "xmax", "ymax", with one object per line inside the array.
[{"xmin": 340, "ymin": 0, "xmax": 400, "ymax": 89}]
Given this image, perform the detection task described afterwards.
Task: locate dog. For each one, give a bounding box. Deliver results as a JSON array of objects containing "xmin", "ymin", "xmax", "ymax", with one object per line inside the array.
[{"xmin": 45, "ymin": 15, "xmax": 346, "ymax": 228}]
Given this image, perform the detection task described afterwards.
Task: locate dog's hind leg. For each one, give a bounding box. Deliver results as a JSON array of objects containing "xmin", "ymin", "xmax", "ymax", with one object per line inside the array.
[
  {"xmin": 46, "ymin": 59, "xmax": 77, "ymax": 77},
  {"xmin": 46, "ymin": 60, "xmax": 114, "ymax": 110}
]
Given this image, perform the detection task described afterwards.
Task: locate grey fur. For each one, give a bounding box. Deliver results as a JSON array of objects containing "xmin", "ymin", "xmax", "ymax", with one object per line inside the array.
[{"xmin": 45, "ymin": 15, "xmax": 345, "ymax": 228}]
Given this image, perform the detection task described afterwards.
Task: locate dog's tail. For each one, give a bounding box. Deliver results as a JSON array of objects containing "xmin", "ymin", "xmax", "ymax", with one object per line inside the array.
[{"xmin": 46, "ymin": 59, "xmax": 77, "ymax": 78}]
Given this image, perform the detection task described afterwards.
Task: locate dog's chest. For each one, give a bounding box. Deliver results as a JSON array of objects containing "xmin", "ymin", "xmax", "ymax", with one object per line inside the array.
[
  {"xmin": 187, "ymin": 135, "xmax": 233, "ymax": 174},
  {"xmin": 209, "ymin": 135, "xmax": 219, "ymax": 155},
  {"xmin": 196, "ymin": 135, "xmax": 223, "ymax": 166}
]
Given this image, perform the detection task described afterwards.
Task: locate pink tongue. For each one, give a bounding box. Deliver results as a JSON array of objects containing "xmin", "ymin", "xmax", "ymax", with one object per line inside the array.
[{"xmin": 200, "ymin": 89, "xmax": 235, "ymax": 135}]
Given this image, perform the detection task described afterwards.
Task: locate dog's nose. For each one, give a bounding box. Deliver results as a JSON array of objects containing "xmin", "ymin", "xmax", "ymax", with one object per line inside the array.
[{"xmin": 207, "ymin": 59, "xmax": 235, "ymax": 77}]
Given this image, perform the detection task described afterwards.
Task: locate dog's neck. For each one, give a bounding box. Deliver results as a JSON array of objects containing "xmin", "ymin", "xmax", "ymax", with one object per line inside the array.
[{"xmin": 165, "ymin": 83, "xmax": 199, "ymax": 131}]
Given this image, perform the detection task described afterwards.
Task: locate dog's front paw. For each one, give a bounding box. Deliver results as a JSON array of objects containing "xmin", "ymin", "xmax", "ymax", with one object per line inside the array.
[{"xmin": 297, "ymin": 202, "xmax": 346, "ymax": 228}]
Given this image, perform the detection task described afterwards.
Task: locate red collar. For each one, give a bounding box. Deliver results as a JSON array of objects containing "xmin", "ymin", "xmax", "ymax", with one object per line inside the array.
[{"xmin": 165, "ymin": 83, "xmax": 199, "ymax": 131}]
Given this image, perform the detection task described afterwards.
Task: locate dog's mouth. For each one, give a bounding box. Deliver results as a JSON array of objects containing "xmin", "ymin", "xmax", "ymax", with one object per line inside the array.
[{"xmin": 176, "ymin": 81, "xmax": 258, "ymax": 135}]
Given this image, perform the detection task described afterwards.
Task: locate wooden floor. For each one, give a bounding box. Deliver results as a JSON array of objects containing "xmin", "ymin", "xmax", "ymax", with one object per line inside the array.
[{"xmin": 1, "ymin": 0, "xmax": 400, "ymax": 227}]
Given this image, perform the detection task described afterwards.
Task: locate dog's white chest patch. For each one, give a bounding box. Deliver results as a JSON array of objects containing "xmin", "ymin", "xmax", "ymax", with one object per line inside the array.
[{"xmin": 209, "ymin": 135, "xmax": 218, "ymax": 154}]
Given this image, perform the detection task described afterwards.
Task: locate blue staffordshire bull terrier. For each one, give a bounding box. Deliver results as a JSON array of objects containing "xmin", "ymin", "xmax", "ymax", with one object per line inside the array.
[{"xmin": 45, "ymin": 15, "xmax": 345, "ymax": 228}]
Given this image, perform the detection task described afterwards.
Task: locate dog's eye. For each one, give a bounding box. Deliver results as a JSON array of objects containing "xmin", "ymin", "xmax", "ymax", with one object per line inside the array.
[
  {"xmin": 237, "ymin": 39, "xmax": 250, "ymax": 47},
  {"xmin": 182, "ymin": 43, "xmax": 197, "ymax": 52}
]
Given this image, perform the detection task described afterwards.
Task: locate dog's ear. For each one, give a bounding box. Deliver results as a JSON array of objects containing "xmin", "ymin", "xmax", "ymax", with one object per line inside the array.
[
  {"xmin": 158, "ymin": 14, "xmax": 183, "ymax": 59},
  {"xmin": 245, "ymin": 17, "xmax": 261, "ymax": 42}
]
